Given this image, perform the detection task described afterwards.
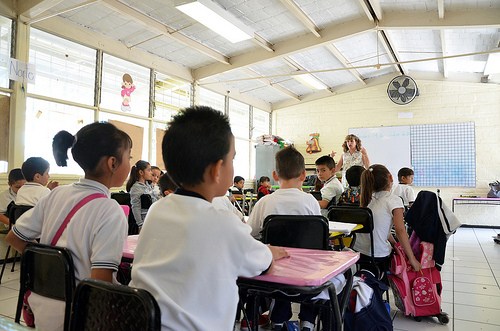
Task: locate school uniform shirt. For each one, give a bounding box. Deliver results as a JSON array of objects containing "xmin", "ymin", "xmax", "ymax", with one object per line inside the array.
[
  {"xmin": 212, "ymin": 195, "xmax": 244, "ymax": 221},
  {"xmin": 129, "ymin": 181, "xmax": 156, "ymax": 227},
  {"xmin": 15, "ymin": 182, "xmax": 50, "ymax": 206},
  {"xmin": 320, "ymin": 176, "xmax": 344, "ymax": 217},
  {"xmin": 0, "ymin": 188, "xmax": 15, "ymax": 215},
  {"xmin": 392, "ymin": 183, "xmax": 416, "ymax": 207},
  {"xmin": 12, "ymin": 179, "xmax": 128, "ymax": 331},
  {"xmin": 353, "ymin": 191, "xmax": 404, "ymax": 258},
  {"xmin": 248, "ymin": 188, "xmax": 321, "ymax": 239},
  {"xmin": 130, "ymin": 190, "xmax": 272, "ymax": 331}
]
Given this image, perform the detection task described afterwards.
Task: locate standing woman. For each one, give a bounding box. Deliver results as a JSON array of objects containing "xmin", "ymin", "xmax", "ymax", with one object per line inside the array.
[
  {"xmin": 6, "ymin": 122, "xmax": 131, "ymax": 331},
  {"xmin": 126, "ymin": 160, "xmax": 156, "ymax": 230},
  {"xmin": 332, "ymin": 134, "xmax": 370, "ymax": 186}
]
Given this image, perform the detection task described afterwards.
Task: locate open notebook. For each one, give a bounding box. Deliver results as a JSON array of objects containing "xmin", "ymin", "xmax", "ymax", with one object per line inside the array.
[{"xmin": 329, "ymin": 221, "xmax": 358, "ymax": 234}]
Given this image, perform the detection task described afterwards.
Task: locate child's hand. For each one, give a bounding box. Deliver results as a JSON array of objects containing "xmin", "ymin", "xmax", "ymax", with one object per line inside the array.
[
  {"xmin": 268, "ymin": 245, "xmax": 289, "ymax": 261},
  {"xmin": 330, "ymin": 150, "xmax": 337, "ymax": 158},
  {"xmin": 47, "ymin": 181, "xmax": 59, "ymax": 190},
  {"xmin": 409, "ymin": 258, "xmax": 422, "ymax": 272}
]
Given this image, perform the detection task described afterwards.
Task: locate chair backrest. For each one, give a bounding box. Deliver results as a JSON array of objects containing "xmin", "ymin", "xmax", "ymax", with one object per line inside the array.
[
  {"xmin": 140, "ymin": 194, "xmax": 153, "ymax": 209},
  {"xmin": 261, "ymin": 215, "xmax": 330, "ymax": 250},
  {"xmin": 328, "ymin": 206, "xmax": 375, "ymax": 257},
  {"xmin": 70, "ymin": 278, "xmax": 161, "ymax": 331},
  {"xmin": 9, "ymin": 204, "xmax": 34, "ymax": 226},
  {"xmin": 111, "ymin": 192, "xmax": 138, "ymax": 235},
  {"xmin": 16, "ymin": 243, "xmax": 75, "ymax": 329}
]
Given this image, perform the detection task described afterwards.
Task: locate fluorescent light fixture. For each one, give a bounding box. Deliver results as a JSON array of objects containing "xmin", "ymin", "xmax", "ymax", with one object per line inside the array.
[
  {"xmin": 293, "ymin": 73, "xmax": 328, "ymax": 90},
  {"xmin": 484, "ymin": 49, "xmax": 500, "ymax": 75},
  {"xmin": 175, "ymin": 0, "xmax": 254, "ymax": 43}
]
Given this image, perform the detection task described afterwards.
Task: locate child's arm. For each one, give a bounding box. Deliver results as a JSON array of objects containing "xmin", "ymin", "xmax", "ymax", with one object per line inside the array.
[
  {"xmin": 0, "ymin": 214, "xmax": 9, "ymax": 226},
  {"xmin": 90, "ymin": 268, "xmax": 114, "ymax": 282},
  {"xmin": 334, "ymin": 156, "xmax": 343, "ymax": 173},
  {"xmin": 392, "ymin": 207, "xmax": 421, "ymax": 271},
  {"xmin": 5, "ymin": 230, "xmax": 29, "ymax": 253}
]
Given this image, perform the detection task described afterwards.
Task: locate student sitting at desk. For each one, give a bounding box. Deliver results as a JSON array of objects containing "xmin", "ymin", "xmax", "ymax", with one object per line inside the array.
[
  {"xmin": 0, "ymin": 168, "xmax": 25, "ymax": 227},
  {"xmin": 129, "ymin": 106, "xmax": 288, "ymax": 331},
  {"xmin": 248, "ymin": 147, "xmax": 340, "ymax": 331},
  {"xmin": 257, "ymin": 175, "xmax": 273, "ymax": 200},
  {"xmin": 15, "ymin": 157, "xmax": 58, "ymax": 207},
  {"xmin": 6, "ymin": 122, "xmax": 130, "ymax": 331},
  {"xmin": 315, "ymin": 155, "xmax": 343, "ymax": 217},
  {"xmin": 230, "ymin": 175, "xmax": 245, "ymax": 198}
]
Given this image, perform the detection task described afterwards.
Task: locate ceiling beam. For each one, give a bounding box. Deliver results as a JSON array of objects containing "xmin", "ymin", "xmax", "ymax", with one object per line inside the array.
[
  {"xmin": 437, "ymin": 0, "xmax": 445, "ymax": 19},
  {"xmin": 324, "ymin": 44, "xmax": 366, "ymax": 85},
  {"xmin": 100, "ymin": 0, "xmax": 229, "ymax": 65},
  {"xmin": 252, "ymin": 33, "xmax": 274, "ymax": 52},
  {"xmin": 196, "ymin": 83, "xmax": 271, "ymax": 112},
  {"xmin": 283, "ymin": 56, "xmax": 332, "ymax": 92},
  {"xmin": 243, "ymin": 68, "xmax": 300, "ymax": 101},
  {"xmin": 23, "ymin": 0, "xmax": 98, "ymax": 24},
  {"xmin": 377, "ymin": 30, "xmax": 404, "ymax": 74},
  {"xmin": 194, "ymin": 17, "xmax": 376, "ymax": 80},
  {"xmin": 368, "ymin": 0, "xmax": 382, "ymax": 20},
  {"xmin": 33, "ymin": 15, "xmax": 193, "ymax": 82},
  {"xmin": 16, "ymin": 0, "xmax": 63, "ymax": 18},
  {"xmin": 440, "ymin": 30, "xmax": 448, "ymax": 78},
  {"xmin": 279, "ymin": 0, "xmax": 321, "ymax": 37},
  {"xmin": 357, "ymin": 0, "xmax": 374, "ymax": 21}
]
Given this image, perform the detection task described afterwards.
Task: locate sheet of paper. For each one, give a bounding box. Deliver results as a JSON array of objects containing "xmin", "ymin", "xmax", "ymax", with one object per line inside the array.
[{"xmin": 329, "ymin": 221, "xmax": 357, "ymax": 234}]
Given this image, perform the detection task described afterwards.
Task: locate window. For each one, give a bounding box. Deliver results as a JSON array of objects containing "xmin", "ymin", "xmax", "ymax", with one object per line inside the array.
[
  {"xmin": 197, "ymin": 87, "xmax": 224, "ymax": 113},
  {"xmin": 101, "ymin": 54, "xmax": 150, "ymax": 117},
  {"xmin": 229, "ymin": 99, "xmax": 250, "ymax": 179},
  {"xmin": 24, "ymin": 98, "xmax": 94, "ymax": 175},
  {"xmin": 0, "ymin": 16, "xmax": 12, "ymax": 89},
  {"xmin": 28, "ymin": 29, "xmax": 96, "ymax": 105},
  {"xmin": 154, "ymin": 72, "xmax": 191, "ymax": 121},
  {"xmin": 252, "ymin": 107, "xmax": 270, "ymax": 139}
]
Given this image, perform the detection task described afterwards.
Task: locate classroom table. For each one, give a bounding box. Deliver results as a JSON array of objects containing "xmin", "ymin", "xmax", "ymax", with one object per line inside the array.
[
  {"xmin": 329, "ymin": 222, "xmax": 363, "ymax": 250},
  {"xmin": 0, "ymin": 316, "xmax": 32, "ymax": 331},
  {"xmin": 234, "ymin": 193, "xmax": 257, "ymax": 215},
  {"xmin": 238, "ymin": 248, "xmax": 359, "ymax": 331},
  {"xmin": 452, "ymin": 197, "xmax": 500, "ymax": 226}
]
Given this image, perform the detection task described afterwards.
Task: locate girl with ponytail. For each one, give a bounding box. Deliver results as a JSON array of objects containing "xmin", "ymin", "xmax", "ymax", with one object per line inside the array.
[{"xmin": 126, "ymin": 160, "xmax": 156, "ymax": 229}]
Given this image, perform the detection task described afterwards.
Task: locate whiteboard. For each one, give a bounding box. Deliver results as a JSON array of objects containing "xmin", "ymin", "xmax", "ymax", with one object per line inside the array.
[{"xmin": 349, "ymin": 126, "xmax": 411, "ymax": 181}]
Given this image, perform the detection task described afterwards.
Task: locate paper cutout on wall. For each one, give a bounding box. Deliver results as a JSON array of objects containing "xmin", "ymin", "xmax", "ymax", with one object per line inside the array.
[
  {"xmin": 306, "ymin": 132, "xmax": 321, "ymax": 154},
  {"xmin": 121, "ymin": 73, "xmax": 136, "ymax": 112}
]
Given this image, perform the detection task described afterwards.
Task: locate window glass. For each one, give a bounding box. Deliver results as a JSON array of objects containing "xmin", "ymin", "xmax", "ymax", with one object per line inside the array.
[
  {"xmin": 228, "ymin": 98, "xmax": 249, "ymax": 139},
  {"xmin": 24, "ymin": 98, "xmax": 93, "ymax": 175},
  {"xmin": 0, "ymin": 16, "xmax": 12, "ymax": 88},
  {"xmin": 154, "ymin": 72, "xmax": 190, "ymax": 121},
  {"xmin": 101, "ymin": 54, "xmax": 150, "ymax": 117},
  {"xmin": 252, "ymin": 107, "xmax": 270, "ymax": 139},
  {"xmin": 234, "ymin": 137, "xmax": 250, "ymax": 181},
  {"xmin": 197, "ymin": 87, "xmax": 224, "ymax": 113},
  {"xmin": 28, "ymin": 29, "xmax": 96, "ymax": 105}
]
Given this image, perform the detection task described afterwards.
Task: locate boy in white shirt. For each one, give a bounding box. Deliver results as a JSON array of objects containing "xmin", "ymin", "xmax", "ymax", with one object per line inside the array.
[
  {"xmin": 129, "ymin": 106, "xmax": 288, "ymax": 331},
  {"xmin": 0, "ymin": 168, "xmax": 25, "ymax": 226},
  {"xmin": 15, "ymin": 157, "xmax": 58, "ymax": 206},
  {"xmin": 315, "ymin": 155, "xmax": 343, "ymax": 217},
  {"xmin": 392, "ymin": 167, "xmax": 415, "ymax": 208}
]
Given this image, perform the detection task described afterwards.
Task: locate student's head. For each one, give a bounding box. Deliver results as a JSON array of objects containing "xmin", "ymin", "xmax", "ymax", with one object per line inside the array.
[
  {"xmin": 315, "ymin": 155, "xmax": 336, "ymax": 182},
  {"xmin": 21, "ymin": 157, "xmax": 50, "ymax": 185},
  {"xmin": 7, "ymin": 168, "xmax": 25, "ymax": 193},
  {"xmin": 233, "ymin": 176, "xmax": 245, "ymax": 189},
  {"xmin": 151, "ymin": 166, "xmax": 163, "ymax": 185},
  {"xmin": 162, "ymin": 106, "xmax": 234, "ymax": 198},
  {"xmin": 360, "ymin": 164, "xmax": 393, "ymax": 208},
  {"xmin": 126, "ymin": 160, "xmax": 152, "ymax": 192},
  {"xmin": 275, "ymin": 147, "xmax": 306, "ymax": 181},
  {"xmin": 158, "ymin": 173, "xmax": 179, "ymax": 197},
  {"xmin": 52, "ymin": 122, "xmax": 132, "ymax": 188},
  {"xmin": 346, "ymin": 165, "xmax": 364, "ymax": 187},
  {"xmin": 397, "ymin": 167, "xmax": 414, "ymax": 184},
  {"xmin": 258, "ymin": 176, "xmax": 271, "ymax": 187},
  {"xmin": 342, "ymin": 134, "xmax": 362, "ymax": 153}
]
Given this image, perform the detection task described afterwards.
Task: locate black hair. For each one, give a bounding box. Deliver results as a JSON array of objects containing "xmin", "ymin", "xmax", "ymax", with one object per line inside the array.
[
  {"xmin": 8, "ymin": 168, "xmax": 24, "ymax": 184},
  {"xmin": 258, "ymin": 176, "xmax": 270, "ymax": 185},
  {"xmin": 52, "ymin": 121, "xmax": 132, "ymax": 175},
  {"xmin": 21, "ymin": 157, "xmax": 50, "ymax": 182},
  {"xmin": 360, "ymin": 164, "xmax": 391, "ymax": 208},
  {"xmin": 234, "ymin": 176, "xmax": 244, "ymax": 184},
  {"xmin": 151, "ymin": 166, "xmax": 164, "ymax": 176},
  {"xmin": 397, "ymin": 167, "xmax": 414, "ymax": 182},
  {"xmin": 162, "ymin": 106, "xmax": 232, "ymax": 187},
  {"xmin": 158, "ymin": 173, "xmax": 179, "ymax": 196},
  {"xmin": 315, "ymin": 155, "xmax": 336, "ymax": 169},
  {"xmin": 126, "ymin": 160, "xmax": 150, "ymax": 192},
  {"xmin": 346, "ymin": 165, "xmax": 364, "ymax": 187},
  {"xmin": 275, "ymin": 146, "xmax": 305, "ymax": 180}
]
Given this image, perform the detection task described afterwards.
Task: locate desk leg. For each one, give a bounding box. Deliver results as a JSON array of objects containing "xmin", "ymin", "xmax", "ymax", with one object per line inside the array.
[{"xmin": 327, "ymin": 285, "xmax": 342, "ymax": 331}]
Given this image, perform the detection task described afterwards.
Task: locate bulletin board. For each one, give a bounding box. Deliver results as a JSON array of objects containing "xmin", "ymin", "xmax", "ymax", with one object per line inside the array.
[
  {"xmin": 349, "ymin": 122, "xmax": 475, "ymax": 187},
  {"xmin": 109, "ymin": 120, "xmax": 144, "ymax": 166}
]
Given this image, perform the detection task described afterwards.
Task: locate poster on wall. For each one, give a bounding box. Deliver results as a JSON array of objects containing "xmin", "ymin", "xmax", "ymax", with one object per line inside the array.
[
  {"xmin": 109, "ymin": 120, "xmax": 143, "ymax": 166},
  {"xmin": 121, "ymin": 73, "xmax": 135, "ymax": 112},
  {"xmin": 306, "ymin": 132, "xmax": 322, "ymax": 154}
]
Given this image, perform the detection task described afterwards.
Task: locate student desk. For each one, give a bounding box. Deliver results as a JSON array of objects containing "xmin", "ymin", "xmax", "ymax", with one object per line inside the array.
[
  {"xmin": 452, "ymin": 197, "xmax": 500, "ymax": 226},
  {"xmin": 329, "ymin": 223, "xmax": 363, "ymax": 250},
  {"xmin": 0, "ymin": 316, "xmax": 33, "ymax": 331},
  {"xmin": 234, "ymin": 194, "xmax": 257, "ymax": 215},
  {"xmin": 122, "ymin": 234, "xmax": 138, "ymax": 262},
  {"xmin": 238, "ymin": 248, "xmax": 359, "ymax": 331}
]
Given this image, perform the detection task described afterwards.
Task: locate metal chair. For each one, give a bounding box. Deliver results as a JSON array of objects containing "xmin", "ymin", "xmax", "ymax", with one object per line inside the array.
[
  {"xmin": 0, "ymin": 204, "xmax": 33, "ymax": 284},
  {"xmin": 70, "ymin": 278, "xmax": 161, "ymax": 331},
  {"xmin": 16, "ymin": 243, "xmax": 76, "ymax": 330},
  {"xmin": 111, "ymin": 192, "xmax": 138, "ymax": 235}
]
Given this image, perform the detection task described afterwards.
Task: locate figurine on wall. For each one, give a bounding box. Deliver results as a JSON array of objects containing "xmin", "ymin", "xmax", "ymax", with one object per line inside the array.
[
  {"xmin": 121, "ymin": 73, "xmax": 135, "ymax": 112},
  {"xmin": 306, "ymin": 132, "xmax": 322, "ymax": 154}
]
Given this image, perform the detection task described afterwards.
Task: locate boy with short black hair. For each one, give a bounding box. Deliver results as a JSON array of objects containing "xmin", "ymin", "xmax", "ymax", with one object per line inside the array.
[
  {"xmin": 392, "ymin": 167, "xmax": 416, "ymax": 208},
  {"xmin": 248, "ymin": 146, "xmax": 322, "ymax": 331},
  {"xmin": 315, "ymin": 155, "xmax": 343, "ymax": 217},
  {"xmin": 0, "ymin": 168, "xmax": 26, "ymax": 226},
  {"xmin": 339, "ymin": 165, "xmax": 364, "ymax": 205},
  {"xmin": 129, "ymin": 106, "xmax": 287, "ymax": 331},
  {"xmin": 16, "ymin": 157, "xmax": 58, "ymax": 206}
]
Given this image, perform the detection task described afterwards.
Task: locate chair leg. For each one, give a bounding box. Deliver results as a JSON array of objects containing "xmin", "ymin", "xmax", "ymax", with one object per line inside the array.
[
  {"xmin": 0, "ymin": 245, "xmax": 12, "ymax": 284},
  {"xmin": 11, "ymin": 251, "xmax": 18, "ymax": 272}
]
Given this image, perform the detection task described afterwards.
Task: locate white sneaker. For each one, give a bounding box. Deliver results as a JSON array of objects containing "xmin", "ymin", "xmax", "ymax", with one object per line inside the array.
[{"xmin": 300, "ymin": 320, "xmax": 315, "ymax": 331}]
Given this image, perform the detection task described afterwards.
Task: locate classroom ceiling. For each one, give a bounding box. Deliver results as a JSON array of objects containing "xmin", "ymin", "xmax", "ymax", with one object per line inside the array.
[{"xmin": 5, "ymin": 0, "xmax": 500, "ymax": 111}]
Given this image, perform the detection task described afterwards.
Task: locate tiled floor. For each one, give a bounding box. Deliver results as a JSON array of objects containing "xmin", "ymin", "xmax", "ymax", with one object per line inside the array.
[{"xmin": 1, "ymin": 227, "xmax": 499, "ymax": 330}]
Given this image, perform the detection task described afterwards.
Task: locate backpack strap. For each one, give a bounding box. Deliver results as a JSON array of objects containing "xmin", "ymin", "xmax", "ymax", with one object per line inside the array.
[{"xmin": 50, "ymin": 193, "xmax": 107, "ymax": 246}]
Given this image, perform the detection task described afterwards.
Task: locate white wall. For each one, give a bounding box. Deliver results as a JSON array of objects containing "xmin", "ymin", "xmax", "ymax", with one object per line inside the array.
[{"xmin": 272, "ymin": 80, "xmax": 500, "ymax": 206}]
